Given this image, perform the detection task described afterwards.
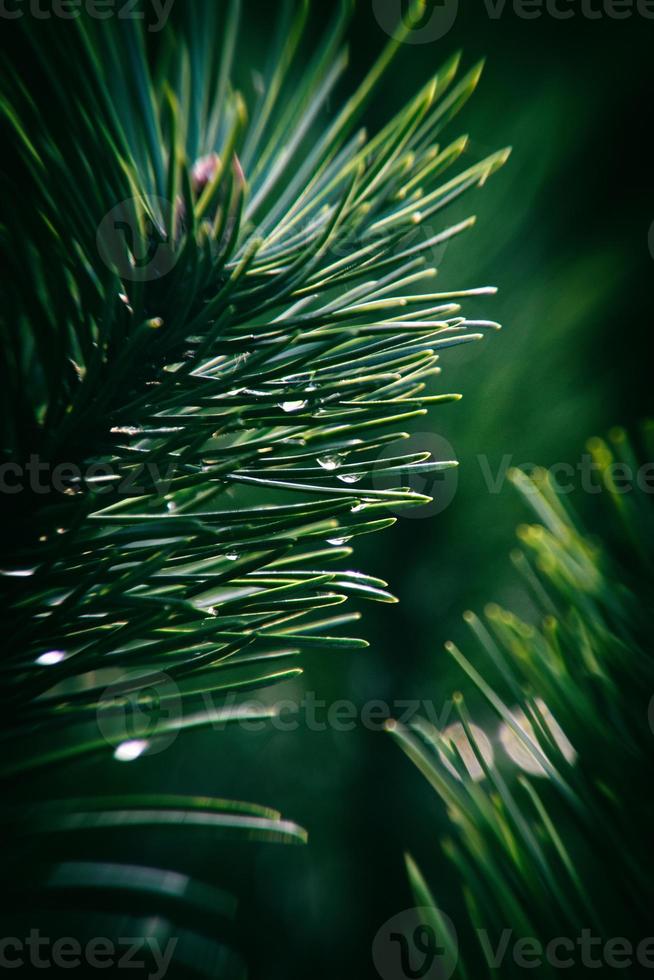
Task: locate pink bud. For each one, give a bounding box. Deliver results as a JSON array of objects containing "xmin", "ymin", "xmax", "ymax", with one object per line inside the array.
[{"xmin": 191, "ymin": 153, "xmax": 221, "ymax": 195}]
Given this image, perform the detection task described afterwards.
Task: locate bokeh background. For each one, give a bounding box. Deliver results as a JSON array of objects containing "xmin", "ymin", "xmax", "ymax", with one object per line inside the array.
[{"xmin": 75, "ymin": 3, "xmax": 651, "ymax": 977}]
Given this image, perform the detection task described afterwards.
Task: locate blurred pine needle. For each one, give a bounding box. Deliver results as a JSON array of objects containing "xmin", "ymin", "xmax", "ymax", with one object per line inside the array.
[{"xmin": 392, "ymin": 424, "xmax": 654, "ymax": 979}]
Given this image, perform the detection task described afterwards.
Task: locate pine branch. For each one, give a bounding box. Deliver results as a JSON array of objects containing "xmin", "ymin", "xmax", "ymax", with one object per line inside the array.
[
  {"xmin": 392, "ymin": 424, "xmax": 654, "ymax": 979},
  {"xmin": 0, "ymin": 1, "xmax": 506, "ymax": 970}
]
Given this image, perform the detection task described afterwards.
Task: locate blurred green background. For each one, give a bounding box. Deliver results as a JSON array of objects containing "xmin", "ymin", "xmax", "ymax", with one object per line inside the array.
[{"xmin": 71, "ymin": 4, "xmax": 651, "ymax": 977}]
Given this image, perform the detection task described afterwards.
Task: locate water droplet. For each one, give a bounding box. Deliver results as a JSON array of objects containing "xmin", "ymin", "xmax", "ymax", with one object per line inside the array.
[
  {"xmin": 351, "ymin": 503, "xmax": 366, "ymax": 513},
  {"xmin": 280, "ymin": 400, "xmax": 308, "ymax": 414},
  {"xmin": 166, "ymin": 500, "xmax": 177, "ymax": 513},
  {"xmin": 317, "ymin": 453, "xmax": 346, "ymax": 472},
  {"xmin": 114, "ymin": 739, "xmax": 149, "ymax": 763},
  {"xmin": 327, "ymin": 536, "xmax": 352, "ymax": 547},
  {"xmin": 36, "ymin": 650, "xmax": 67, "ymax": 666},
  {"xmin": 225, "ymin": 550, "xmax": 239, "ymax": 561},
  {"xmin": 337, "ymin": 473, "xmax": 364, "ymax": 485}
]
